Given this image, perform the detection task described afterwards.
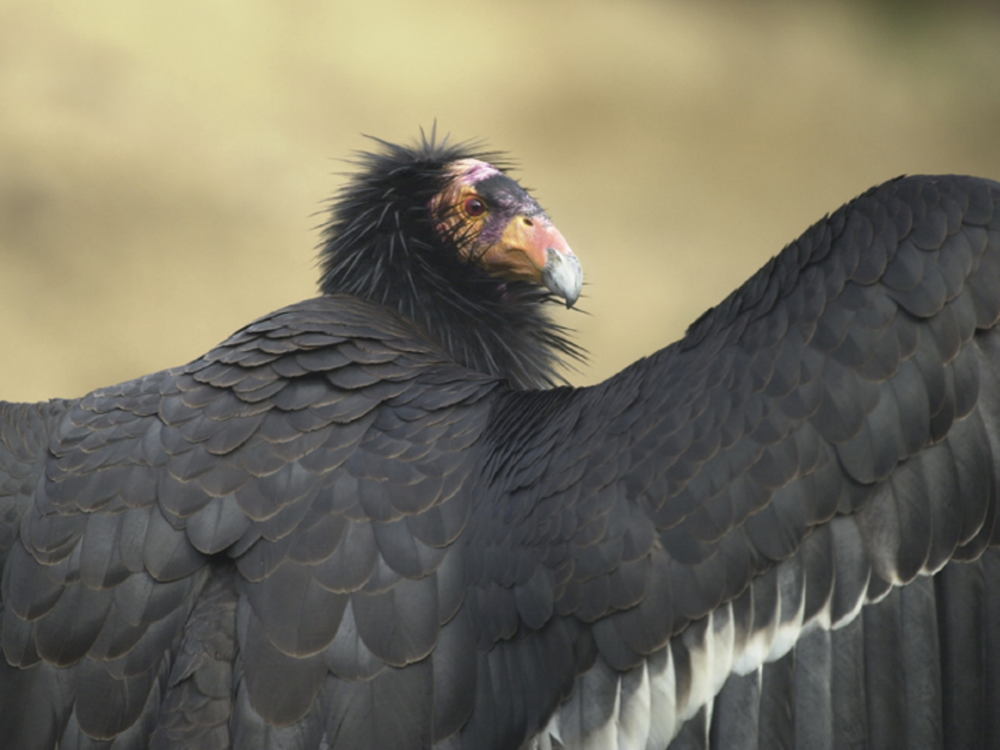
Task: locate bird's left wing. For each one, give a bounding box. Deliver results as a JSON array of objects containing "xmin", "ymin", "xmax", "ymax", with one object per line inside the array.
[{"xmin": 1, "ymin": 295, "xmax": 506, "ymax": 749}]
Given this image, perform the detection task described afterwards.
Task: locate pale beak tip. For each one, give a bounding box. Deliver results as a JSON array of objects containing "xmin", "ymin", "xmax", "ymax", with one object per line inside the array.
[{"xmin": 543, "ymin": 247, "xmax": 583, "ymax": 308}]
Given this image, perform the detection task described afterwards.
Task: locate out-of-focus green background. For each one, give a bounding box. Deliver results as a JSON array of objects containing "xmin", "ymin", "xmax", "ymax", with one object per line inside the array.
[{"xmin": 2, "ymin": 0, "xmax": 999, "ymax": 401}]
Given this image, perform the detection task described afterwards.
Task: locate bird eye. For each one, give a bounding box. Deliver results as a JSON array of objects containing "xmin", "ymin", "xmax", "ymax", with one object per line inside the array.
[{"xmin": 463, "ymin": 197, "xmax": 486, "ymax": 217}]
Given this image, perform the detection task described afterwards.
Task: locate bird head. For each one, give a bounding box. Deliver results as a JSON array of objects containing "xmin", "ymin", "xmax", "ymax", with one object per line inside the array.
[
  {"xmin": 317, "ymin": 134, "xmax": 584, "ymax": 388},
  {"xmin": 319, "ymin": 137, "xmax": 582, "ymax": 309},
  {"xmin": 430, "ymin": 158, "xmax": 582, "ymax": 308}
]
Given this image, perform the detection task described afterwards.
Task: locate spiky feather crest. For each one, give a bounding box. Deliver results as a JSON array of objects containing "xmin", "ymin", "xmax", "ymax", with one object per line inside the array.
[{"xmin": 318, "ymin": 133, "xmax": 582, "ymax": 389}]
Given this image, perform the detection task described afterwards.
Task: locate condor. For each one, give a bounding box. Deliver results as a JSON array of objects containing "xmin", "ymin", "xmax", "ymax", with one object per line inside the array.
[{"xmin": 2, "ymin": 136, "xmax": 999, "ymax": 750}]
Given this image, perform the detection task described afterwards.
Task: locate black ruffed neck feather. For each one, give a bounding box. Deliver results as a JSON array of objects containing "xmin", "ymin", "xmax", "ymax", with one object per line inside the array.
[{"xmin": 317, "ymin": 135, "xmax": 583, "ymax": 390}]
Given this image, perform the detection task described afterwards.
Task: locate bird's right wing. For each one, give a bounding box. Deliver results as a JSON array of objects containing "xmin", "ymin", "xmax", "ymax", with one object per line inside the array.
[{"xmin": 470, "ymin": 175, "xmax": 1000, "ymax": 749}]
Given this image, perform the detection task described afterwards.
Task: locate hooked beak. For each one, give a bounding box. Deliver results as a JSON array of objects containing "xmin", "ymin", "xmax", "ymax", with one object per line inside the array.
[
  {"xmin": 485, "ymin": 215, "xmax": 583, "ymax": 308},
  {"xmin": 542, "ymin": 245, "xmax": 583, "ymax": 309}
]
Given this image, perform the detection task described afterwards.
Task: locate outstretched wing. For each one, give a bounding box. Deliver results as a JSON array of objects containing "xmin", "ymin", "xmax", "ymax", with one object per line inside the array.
[
  {"xmin": 1, "ymin": 295, "xmax": 507, "ymax": 749},
  {"xmin": 471, "ymin": 174, "xmax": 1000, "ymax": 749}
]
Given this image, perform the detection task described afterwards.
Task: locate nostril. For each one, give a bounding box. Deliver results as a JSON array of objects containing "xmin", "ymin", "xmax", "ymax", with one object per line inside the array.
[{"xmin": 522, "ymin": 217, "xmax": 534, "ymax": 227}]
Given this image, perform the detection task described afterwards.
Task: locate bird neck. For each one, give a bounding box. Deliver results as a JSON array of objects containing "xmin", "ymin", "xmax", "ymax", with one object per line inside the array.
[{"xmin": 318, "ymin": 225, "xmax": 580, "ymax": 389}]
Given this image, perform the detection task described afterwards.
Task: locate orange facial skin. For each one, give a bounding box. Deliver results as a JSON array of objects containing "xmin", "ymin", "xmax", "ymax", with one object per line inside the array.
[{"xmin": 432, "ymin": 159, "xmax": 582, "ymax": 306}]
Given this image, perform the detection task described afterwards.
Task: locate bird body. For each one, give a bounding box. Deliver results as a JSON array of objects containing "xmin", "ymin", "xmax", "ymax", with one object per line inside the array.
[{"xmin": 1, "ymin": 137, "xmax": 999, "ymax": 749}]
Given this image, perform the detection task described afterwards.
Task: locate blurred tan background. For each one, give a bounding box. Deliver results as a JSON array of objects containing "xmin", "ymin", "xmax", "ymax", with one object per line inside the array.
[{"xmin": 2, "ymin": 0, "xmax": 1000, "ymax": 401}]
